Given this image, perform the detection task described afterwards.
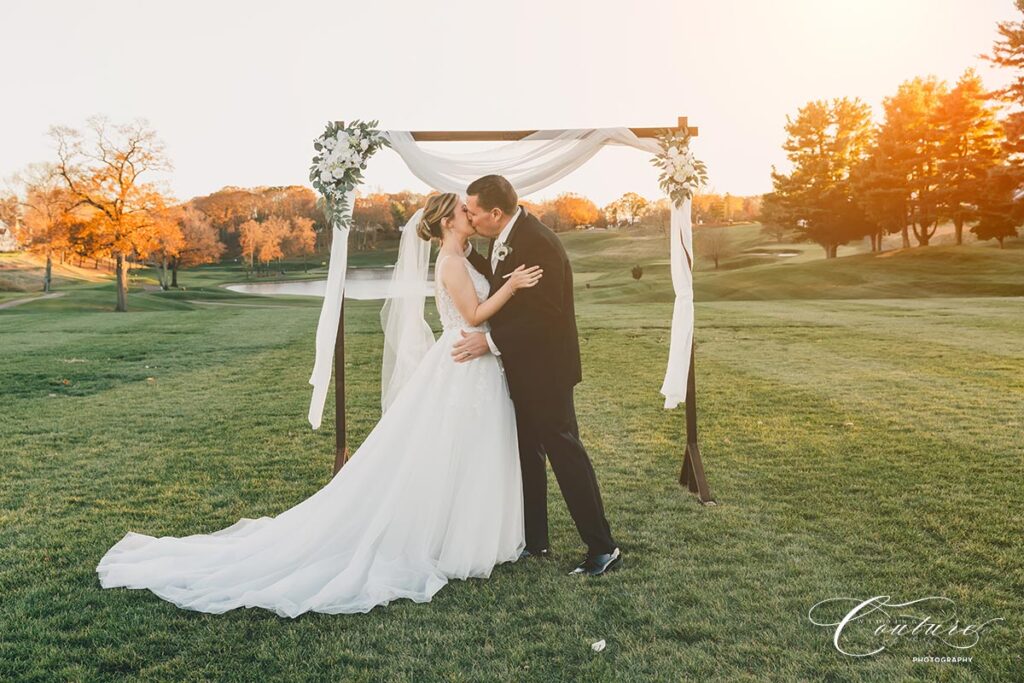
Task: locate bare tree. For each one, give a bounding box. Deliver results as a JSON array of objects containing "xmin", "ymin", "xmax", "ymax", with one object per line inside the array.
[
  {"xmin": 694, "ymin": 226, "xmax": 735, "ymax": 269},
  {"xmin": 51, "ymin": 117, "xmax": 172, "ymax": 311}
]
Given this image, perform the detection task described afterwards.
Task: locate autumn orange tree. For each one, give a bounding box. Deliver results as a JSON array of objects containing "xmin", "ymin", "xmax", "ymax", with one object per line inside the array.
[
  {"xmin": 282, "ymin": 216, "xmax": 316, "ymax": 271},
  {"xmin": 386, "ymin": 190, "xmax": 428, "ymax": 233},
  {"xmin": 51, "ymin": 117, "xmax": 172, "ymax": 311},
  {"xmin": 691, "ymin": 193, "xmax": 754, "ymax": 227},
  {"xmin": 237, "ymin": 215, "xmax": 314, "ymax": 275},
  {"xmin": 258, "ymin": 217, "xmax": 288, "ymax": 269},
  {"xmin": 352, "ymin": 192, "xmax": 393, "ymax": 248},
  {"xmin": 12, "ymin": 163, "xmax": 75, "ymax": 291},
  {"xmin": 66, "ymin": 210, "xmax": 113, "ymax": 269},
  {"xmin": 691, "ymin": 193, "xmax": 723, "ymax": 224},
  {"xmin": 140, "ymin": 204, "xmax": 226, "ymax": 289},
  {"xmin": 170, "ymin": 205, "xmax": 225, "ymax": 286},
  {"xmin": 191, "ymin": 186, "xmax": 260, "ymax": 255},
  {"xmin": 191, "ymin": 185, "xmax": 324, "ymax": 258},
  {"xmin": 145, "ymin": 205, "xmax": 185, "ymax": 290},
  {"xmin": 552, "ymin": 193, "xmax": 599, "ymax": 230},
  {"xmin": 239, "ymin": 219, "xmax": 263, "ymax": 273}
]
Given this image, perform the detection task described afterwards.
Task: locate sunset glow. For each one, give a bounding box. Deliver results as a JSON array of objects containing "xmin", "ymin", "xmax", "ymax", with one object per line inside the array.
[{"xmin": 1, "ymin": 0, "xmax": 1018, "ymax": 204}]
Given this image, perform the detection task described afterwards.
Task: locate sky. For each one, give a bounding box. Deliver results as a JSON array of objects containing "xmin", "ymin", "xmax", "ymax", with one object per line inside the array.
[{"xmin": 0, "ymin": 0, "xmax": 1019, "ymax": 206}]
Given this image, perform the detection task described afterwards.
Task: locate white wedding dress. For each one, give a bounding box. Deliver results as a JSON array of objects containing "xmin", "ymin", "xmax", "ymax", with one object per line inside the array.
[{"xmin": 96, "ymin": 254, "xmax": 525, "ymax": 617}]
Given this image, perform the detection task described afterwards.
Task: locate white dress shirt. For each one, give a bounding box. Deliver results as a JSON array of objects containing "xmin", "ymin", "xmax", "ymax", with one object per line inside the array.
[
  {"xmin": 490, "ymin": 207, "xmax": 520, "ymax": 271},
  {"xmin": 485, "ymin": 208, "xmax": 521, "ymax": 356}
]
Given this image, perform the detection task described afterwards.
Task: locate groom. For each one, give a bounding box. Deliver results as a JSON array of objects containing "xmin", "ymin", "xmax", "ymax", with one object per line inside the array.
[{"xmin": 452, "ymin": 174, "xmax": 622, "ymax": 577}]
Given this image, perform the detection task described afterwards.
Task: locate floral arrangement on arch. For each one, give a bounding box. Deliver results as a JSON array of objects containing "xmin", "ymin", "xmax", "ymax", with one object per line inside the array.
[
  {"xmin": 310, "ymin": 120, "xmax": 390, "ymax": 229},
  {"xmin": 651, "ymin": 129, "xmax": 708, "ymax": 207}
]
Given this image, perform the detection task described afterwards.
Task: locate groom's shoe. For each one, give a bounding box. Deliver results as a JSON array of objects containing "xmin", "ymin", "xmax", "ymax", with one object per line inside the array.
[
  {"xmin": 569, "ymin": 547, "xmax": 622, "ymax": 577},
  {"xmin": 518, "ymin": 547, "xmax": 551, "ymax": 560}
]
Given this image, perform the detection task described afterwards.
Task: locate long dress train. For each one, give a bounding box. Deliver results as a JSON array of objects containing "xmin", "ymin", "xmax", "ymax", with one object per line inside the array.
[{"xmin": 96, "ymin": 254, "xmax": 525, "ymax": 617}]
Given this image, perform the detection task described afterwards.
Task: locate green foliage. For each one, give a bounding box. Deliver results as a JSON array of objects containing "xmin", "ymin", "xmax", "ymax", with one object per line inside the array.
[
  {"xmin": 650, "ymin": 129, "xmax": 708, "ymax": 208},
  {"xmin": 770, "ymin": 97, "xmax": 875, "ymax": 256},
  {"xmin": 309, "ymin": 120, "xmax": 390, "ymax": 230}
]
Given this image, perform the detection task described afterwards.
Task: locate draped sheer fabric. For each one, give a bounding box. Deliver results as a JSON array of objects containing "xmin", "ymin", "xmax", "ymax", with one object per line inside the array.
[
  {"xmin": 379, "ymin": 207, "xmax": 434, "ymax": 413},
  {"xmin": 307, "ymin": 127, "xmax": 695, "ymax": 430}
]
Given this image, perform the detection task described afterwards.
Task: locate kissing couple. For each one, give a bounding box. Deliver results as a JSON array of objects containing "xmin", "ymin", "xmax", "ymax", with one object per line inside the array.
[{"xmin": 97, "ymin": 174, "xmax": 621, "ymax": 617}]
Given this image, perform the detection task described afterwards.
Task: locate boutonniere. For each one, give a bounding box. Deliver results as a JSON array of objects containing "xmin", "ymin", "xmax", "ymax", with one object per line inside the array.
[{"xmin": 494, "ymin": 244, "xmax": 513, "ymax": 262}]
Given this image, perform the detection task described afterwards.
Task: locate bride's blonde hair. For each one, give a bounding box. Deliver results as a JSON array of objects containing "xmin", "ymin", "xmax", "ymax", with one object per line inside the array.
[{"xmin": 417, "ymin": 193, "xmax": 459, "ymax": 242}]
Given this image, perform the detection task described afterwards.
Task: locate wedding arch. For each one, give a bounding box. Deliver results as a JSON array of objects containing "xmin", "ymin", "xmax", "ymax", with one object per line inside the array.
[{"xmin": 305, "ymin": 118, "xmax": 714, "ymax": 504}]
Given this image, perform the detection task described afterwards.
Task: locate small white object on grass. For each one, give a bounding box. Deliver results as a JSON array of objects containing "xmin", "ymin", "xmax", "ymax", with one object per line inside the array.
[{"xmin": 591, "ymin": 639, "xmax": 606, "ymax": 653}]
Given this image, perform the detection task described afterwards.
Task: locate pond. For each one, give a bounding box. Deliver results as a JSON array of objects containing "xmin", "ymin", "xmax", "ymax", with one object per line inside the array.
[{"xmin": 224, "ymin": 267, "xmax": 435, "ymax": 300}]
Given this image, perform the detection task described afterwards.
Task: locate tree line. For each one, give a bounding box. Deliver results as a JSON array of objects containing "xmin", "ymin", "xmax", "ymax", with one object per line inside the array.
[
  {"xmin": 0, "ymin": 118, "xmax": 331, "ymax": 311},
  {"xmin": 763, "ymin": 4, "xmax": 1024, "ymax": 256},
  {"xmin": 3, "ymin": 125, "xmax": 764, "ymax": 312},
  {"xmin": 350, "ymin": 189, "xmax": 760, "ymax": 241}
]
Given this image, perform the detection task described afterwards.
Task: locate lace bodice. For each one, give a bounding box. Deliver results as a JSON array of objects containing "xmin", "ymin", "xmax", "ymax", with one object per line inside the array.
[{"xmin": 435, "ymin": 254, "xmax": 491, "ymax": 333}]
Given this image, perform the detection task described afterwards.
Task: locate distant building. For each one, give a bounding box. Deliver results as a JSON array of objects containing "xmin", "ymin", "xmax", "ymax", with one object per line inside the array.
[{"xmin": 0, "ymin": 219, "xmax": 19, "ymax": 252}]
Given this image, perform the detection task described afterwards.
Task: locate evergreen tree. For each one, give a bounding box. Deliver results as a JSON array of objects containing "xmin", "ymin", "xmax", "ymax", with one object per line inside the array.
[
  {"xmin": 769, "ymin": 97, "xmax": 875, "ymax": 258},
  {"xmin": 934, "ymin": 69, "xmax": 1005, "ymax": 244}
]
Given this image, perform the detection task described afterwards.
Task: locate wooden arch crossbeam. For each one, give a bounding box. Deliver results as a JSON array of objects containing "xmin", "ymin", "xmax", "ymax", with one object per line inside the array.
[{"xmin": 330, "ymin": 117, "xmax": 714, "ymax": 505}]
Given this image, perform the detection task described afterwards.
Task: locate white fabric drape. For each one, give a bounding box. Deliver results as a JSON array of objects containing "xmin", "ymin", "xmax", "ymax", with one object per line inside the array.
[
  {"xmin": 307, "ymin": 192, "xmax": 351, "ymax": 430},
  {"xmin": 307, "ymin": 128, "xmax": 695, "ymax": 428},
  {"xmin": 659, "ymin": 197, "xmax": 694, "ymax": 409}
]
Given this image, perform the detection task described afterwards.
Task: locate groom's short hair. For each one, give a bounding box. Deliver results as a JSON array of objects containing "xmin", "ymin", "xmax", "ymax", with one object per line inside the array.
[{"xmin": 467, "ymin": 175, "xmax": 518, "ymax": 215}]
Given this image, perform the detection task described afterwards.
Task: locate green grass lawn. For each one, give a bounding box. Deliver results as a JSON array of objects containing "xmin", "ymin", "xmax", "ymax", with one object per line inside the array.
[{"xmin": 1, "ymin": 231, "xmax": 1022, "ymax": 681}]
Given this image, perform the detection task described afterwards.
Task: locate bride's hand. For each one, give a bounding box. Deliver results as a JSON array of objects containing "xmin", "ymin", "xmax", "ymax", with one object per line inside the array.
[{"xmin": 504, "ymin": 264, "xmax": 543, "ymax": 294}]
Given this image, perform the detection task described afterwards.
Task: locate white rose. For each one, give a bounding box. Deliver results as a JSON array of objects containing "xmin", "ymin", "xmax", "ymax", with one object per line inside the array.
[{"xmin": 673, "ymin": 170, "xmax": 687, "ymax": 183}]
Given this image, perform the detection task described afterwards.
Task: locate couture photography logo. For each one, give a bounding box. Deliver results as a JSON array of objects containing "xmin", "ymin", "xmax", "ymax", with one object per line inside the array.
[{"xmin": 807, "ymin": 595, "xmax": 1005, "ymax": 661}]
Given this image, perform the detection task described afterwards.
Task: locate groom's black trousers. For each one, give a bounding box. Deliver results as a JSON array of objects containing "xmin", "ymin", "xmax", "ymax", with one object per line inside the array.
[{"xmin": 512, "ymin": 383, "xmax": 616, "ymax": 557}]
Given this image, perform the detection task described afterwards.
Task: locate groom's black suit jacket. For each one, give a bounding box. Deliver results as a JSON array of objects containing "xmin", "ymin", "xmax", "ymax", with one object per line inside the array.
[{"xmin": 466, "ymin": 206, "xmax": 582, "ymax": 402}]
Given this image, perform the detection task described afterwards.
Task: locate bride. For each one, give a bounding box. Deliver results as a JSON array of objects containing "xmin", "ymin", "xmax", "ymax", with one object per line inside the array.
[{"xmin": 96, "ymin": 192, "xmax": 543, "ymax": 617}]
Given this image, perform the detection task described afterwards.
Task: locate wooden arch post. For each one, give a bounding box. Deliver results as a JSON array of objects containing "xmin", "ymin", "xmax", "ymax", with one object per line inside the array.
[{"xmin": 330, "ymin": 117, "xmax": 714, "ymax": 504}]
